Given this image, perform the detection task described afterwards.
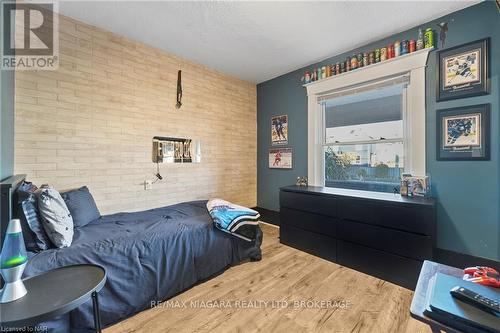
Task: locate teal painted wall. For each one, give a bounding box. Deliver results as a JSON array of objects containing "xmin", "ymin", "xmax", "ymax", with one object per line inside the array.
[
  {"xmin": 0, "ymin": 61, "xmax": 15, "ymax": 181},
  {"xmin": 0, "ymin": 0, "xmax": 15, "ymax": 181},
  {"xmin": 257, "ymin": 1, "xmax": 500, "ymax": 260}
]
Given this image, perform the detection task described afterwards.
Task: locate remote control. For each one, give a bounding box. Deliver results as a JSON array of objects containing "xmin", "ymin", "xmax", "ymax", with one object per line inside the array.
[{"xmin": 450, "ymin": 286, "xmax": 500, "ymax": 315}]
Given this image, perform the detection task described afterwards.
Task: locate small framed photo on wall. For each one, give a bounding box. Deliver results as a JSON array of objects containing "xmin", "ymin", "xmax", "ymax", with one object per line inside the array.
[
  {"xmin": 436, "ymin": 104, "xmax": 490, "ymax": 161},
  {"xmin": 269, "ymin": 148, "xmax": 292, "ymax": 169},
  {"xmin": 271, "ymin": 115, "xmax": 288, "ymax": 145},
  {"xmin": 437, "ymin": 38, "xmax": 489, "ymax": 102}
]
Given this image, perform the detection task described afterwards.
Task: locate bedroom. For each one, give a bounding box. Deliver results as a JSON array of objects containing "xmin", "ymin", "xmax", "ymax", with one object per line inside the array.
[{"xmin": 0, "ymin": 1, "xmax": 499, "ymax": 332}]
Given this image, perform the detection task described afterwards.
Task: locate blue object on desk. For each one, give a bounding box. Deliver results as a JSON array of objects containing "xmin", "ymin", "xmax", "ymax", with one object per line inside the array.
[{"xmin": 424, "ymin": 272, "xmax": 500, "ymax": 333}]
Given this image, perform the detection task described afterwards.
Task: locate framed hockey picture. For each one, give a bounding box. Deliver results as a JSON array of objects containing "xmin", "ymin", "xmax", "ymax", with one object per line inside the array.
[
  {"xmin": 269, "ymin": 148, "xmax": 292, "ymax": 169},
  {"xmin": 437, "ymin": 38, "xmax": 489, "ymax": 101},
  {"xmin": 271, "ymin": 115, "xmax": 288, "ymax": 145},
  {"xmin": 436, "ymin": 104, "xmax": 490, "ymax": 161}
]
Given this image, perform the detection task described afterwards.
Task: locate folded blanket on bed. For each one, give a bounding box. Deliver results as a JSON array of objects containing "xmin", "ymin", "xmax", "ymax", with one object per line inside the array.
[{"xmin": 207, "ymin": 199, "xmax": 260, "ymax": 242}]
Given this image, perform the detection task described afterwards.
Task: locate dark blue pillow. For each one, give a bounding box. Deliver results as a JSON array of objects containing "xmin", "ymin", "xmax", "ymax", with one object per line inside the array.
[
  {"xmin": 17, "ymin": 181, "xmax": 53, "ymax": 252},
  {"xmin": 61, "ymin": 186, "xmax": 101, "ymax": 228}
]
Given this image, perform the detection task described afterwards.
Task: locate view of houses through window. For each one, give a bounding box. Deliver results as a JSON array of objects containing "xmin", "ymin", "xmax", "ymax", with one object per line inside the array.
[{"xmin": 323, "ymin": 84, "xmax": 405, "ymax": 192}]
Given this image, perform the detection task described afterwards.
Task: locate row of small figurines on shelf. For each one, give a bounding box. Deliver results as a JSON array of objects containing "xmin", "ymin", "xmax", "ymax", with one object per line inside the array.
[{"xmin": 302, "ymin": 28, "xmax": 434, "ymax": 84}]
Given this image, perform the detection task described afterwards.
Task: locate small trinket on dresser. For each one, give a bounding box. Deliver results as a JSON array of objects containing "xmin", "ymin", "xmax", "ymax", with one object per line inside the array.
[
  {"xmin": 296, "ymin": 177, "xmax": 308, "ymax": 187},
  {"xmin": 400, "ymin": 180, "xmax": 408, "ymax": 196}
]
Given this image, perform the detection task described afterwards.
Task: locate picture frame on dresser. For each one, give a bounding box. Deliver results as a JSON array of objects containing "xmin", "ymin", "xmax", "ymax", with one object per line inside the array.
[
  {"xmin": 436, "ymin": 38, "xmax": 489, "ymax": 102},
  {"xmin": 436, "ymin": 104, "xmax": 490, "ymax": 161}
]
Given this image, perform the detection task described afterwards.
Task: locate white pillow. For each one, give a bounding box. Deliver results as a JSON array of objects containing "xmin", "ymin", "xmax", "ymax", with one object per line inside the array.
[{"xmin": 36, "ymin": 186, "xmax": 74, "ymax": 248}]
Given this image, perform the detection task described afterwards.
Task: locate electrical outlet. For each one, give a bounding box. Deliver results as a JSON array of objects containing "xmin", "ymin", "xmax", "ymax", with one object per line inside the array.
[{"xmin": 144, "ymin": 180, "xmax": 152, "ymax": 190}]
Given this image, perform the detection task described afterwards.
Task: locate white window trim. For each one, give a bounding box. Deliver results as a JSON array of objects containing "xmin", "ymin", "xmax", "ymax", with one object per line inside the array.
[{"xmin": 305, "ymin": 47, "xmax": 432, "ymax": 186}]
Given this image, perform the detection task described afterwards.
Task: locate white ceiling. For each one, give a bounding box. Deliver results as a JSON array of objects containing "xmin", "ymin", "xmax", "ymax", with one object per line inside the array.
[{"xmin": 56, "ymin": 0, "xmax": 480, "ymax": 84}]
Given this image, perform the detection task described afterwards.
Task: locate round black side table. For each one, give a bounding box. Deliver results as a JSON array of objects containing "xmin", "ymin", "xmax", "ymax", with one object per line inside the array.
[{"xmin": 0, "ymin": 264, "xmax": 106, "ymax": 332}]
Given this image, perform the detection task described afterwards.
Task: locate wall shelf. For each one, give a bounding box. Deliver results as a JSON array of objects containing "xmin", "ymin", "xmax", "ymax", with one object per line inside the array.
[{"xmin": 303, "ymin": 47, "xmax": 434, "ymax": 90}]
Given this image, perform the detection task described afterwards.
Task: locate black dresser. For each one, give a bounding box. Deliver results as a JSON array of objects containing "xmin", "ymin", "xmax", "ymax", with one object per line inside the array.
[{"xmin": 279, "ymin": 186, "xmax": 436, "ymax": 290}]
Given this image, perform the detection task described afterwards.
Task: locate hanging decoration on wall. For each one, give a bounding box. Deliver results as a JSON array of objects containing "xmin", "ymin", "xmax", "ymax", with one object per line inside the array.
[
  {"xmin": 271, "ymin": 115, "xmax": 288, "ymax": 145},
  {"xmin": 269, "ymin": 148, "xmax": 292, "ymax": 169},
  {"xmin": 437, "ymin": 38, "xmax": 489, "ymax": 102},
  {"xmin": 436, "ymin": 20, "xmax": 451, "ymax": 48},
  {"xmin": 436, "ymin": 104, "xmax": 490, "ymax": 161},
  {"xmin": 175, "ymin": 70, "xmax": 182, "ymax": 109}
]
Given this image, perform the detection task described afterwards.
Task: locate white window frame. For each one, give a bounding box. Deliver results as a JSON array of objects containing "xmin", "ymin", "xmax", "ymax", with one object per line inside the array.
[{"xmin": 305, "ymin": 48, "xmax": 432, "ymax": 186}]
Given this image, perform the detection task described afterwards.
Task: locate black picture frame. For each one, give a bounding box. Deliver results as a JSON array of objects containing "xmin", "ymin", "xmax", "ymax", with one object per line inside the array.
[
  {"xmin": 436, "ymin": 104, "xmax": 490, "ymax": 161},
  {"xmin": 271, "ymin": 114, "xmax": 288, "ymax": 145},
  {"xmin": 436, "ymin": 38, "xmax": 489, "ymax": 102}
]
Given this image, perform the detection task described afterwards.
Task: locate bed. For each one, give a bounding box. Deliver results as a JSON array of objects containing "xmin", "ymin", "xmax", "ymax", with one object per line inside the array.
[{"xmin": 0, "ymin": 175, "xmax": 262, "ymax": 332}]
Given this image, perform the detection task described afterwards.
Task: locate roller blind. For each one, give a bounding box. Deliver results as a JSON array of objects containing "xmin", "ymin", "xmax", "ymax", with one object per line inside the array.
[
  {"xmin": 322, "ymin": 75, "xmax": 407, "ymax": 145},
  {"xmin": 317, "ymin": 74, "xmax": 410, "ymax": 105}
]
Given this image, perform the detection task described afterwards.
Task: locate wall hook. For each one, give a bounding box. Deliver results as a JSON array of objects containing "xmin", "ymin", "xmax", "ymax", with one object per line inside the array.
[{"xmin": 176, "ymin": 70, "xmax": 182, "ymax": 109}]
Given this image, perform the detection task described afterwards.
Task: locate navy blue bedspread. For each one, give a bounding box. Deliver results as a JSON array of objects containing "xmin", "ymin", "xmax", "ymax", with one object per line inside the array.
[{"xmin": 24, "ymin": 201, "xmax": 262, "ymax": 333}]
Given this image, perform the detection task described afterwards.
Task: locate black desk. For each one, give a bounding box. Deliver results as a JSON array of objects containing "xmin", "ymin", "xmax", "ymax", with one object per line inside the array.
[
  {"xmin": 0, "ymin": 264, "xmax": 106, "ymax": 332},
  {"xmin": 410, "ymin": 260, "xmax": 464, "ymax": 333}
]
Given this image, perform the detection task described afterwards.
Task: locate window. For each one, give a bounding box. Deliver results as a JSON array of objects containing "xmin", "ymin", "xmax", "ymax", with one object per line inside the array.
[
  {"xmin": 306, "ymin": 49, "xmax": 430, "ymax": 189},
  {"xmin": 321, "ymin": 83, "xmax": 406, "ymax": 192}
]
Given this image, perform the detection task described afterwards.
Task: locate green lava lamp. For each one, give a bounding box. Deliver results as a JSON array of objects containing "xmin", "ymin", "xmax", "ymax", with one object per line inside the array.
[{"xmin": 0, "ymin": 219, "xmax": 28, "ymax": 303}]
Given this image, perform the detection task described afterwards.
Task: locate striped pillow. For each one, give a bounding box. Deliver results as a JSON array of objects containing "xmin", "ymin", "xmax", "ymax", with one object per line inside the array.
[{"xmin": 17, "ymin": 181, "xmax": 53, "ymax": 252}]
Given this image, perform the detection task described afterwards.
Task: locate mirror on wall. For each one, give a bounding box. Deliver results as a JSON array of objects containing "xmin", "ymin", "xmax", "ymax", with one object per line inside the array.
[{"xmin": 152, "ymin": 136, "xmax": 201, "ymax": 163}]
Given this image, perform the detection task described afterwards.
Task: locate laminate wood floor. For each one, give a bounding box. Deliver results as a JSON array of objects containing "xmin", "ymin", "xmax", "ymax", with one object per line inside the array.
[{"xmin": 104, "ymin": 223, "xmax": 432, "ymax": 333}]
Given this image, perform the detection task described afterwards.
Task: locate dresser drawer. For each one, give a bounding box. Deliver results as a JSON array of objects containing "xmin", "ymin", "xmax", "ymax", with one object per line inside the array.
[
  {"xmin": 280, "ymin": 224, "xmax": 337, "ymax": 262},
  {"xmin": 337, "ymin": 240, "xmax": 422, "ymax": 290},
  {"xmin": 280, "ymin": 191, "xmax": 337, "ymax": 217},
  {"xmin": 281, "ymin": 207, "xmax": 337, "ymax": 238},
  {"xmin": 339, "ymin": 198, "xmax": 434, "ymax": 235},
  {"xmin": 338, "ymin": 220, "xmax": 432, "ymax": 260}
]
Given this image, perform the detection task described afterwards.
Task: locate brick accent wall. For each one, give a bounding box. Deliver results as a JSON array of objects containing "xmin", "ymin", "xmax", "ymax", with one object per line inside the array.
[{"xmin": 14, "ymin": 14, "xmax": 256, "ymax": 214}]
